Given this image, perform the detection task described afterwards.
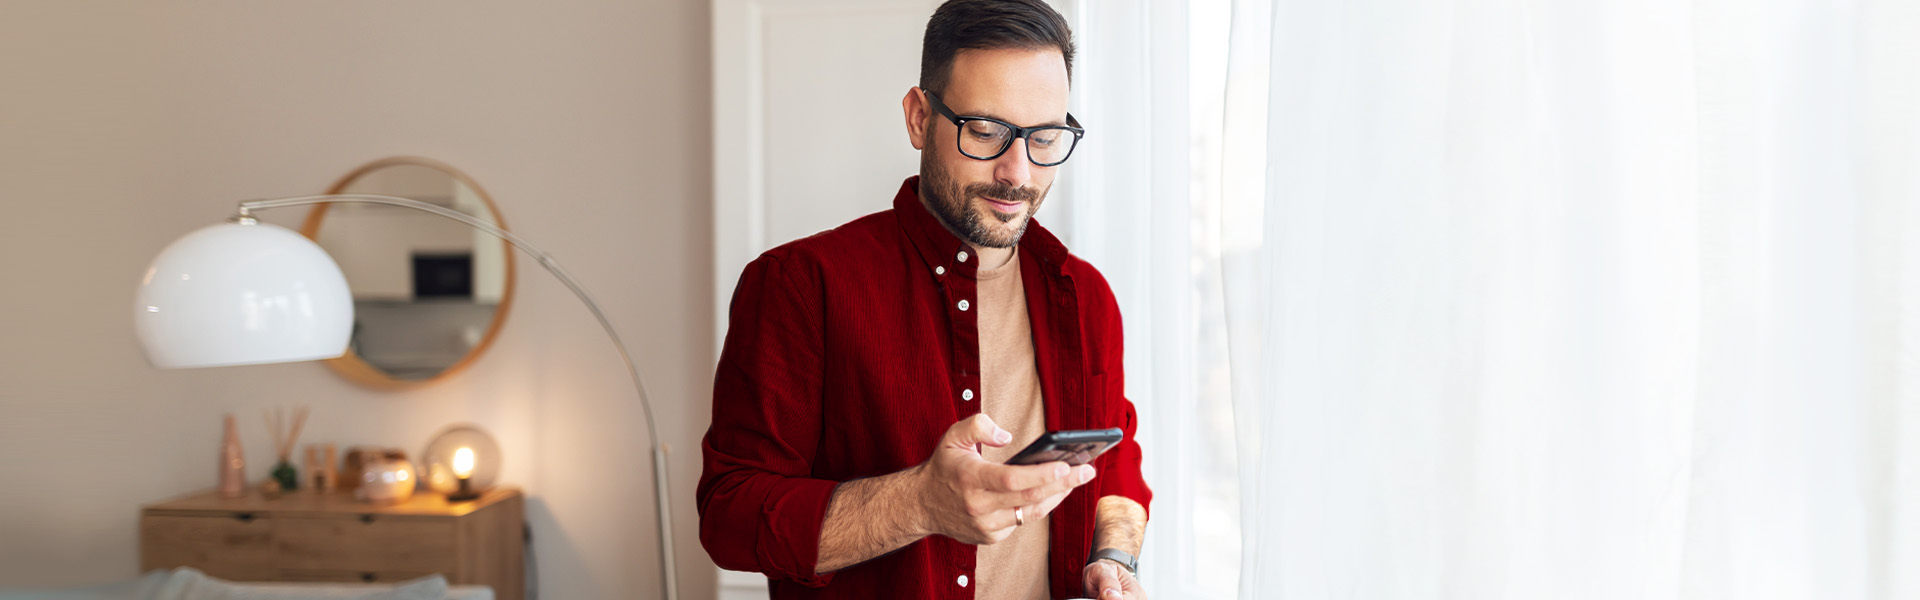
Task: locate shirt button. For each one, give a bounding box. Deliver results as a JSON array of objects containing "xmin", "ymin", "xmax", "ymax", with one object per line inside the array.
[
  {"xmin": 962, "ymin": 389, "xmax": 974, "ymax": 401},
  {"xmin": 957, "ymin": 250, "xmax": 970, "ymax": 262},
  {"xmin": 957, "ymin": 574, "xmax": 969, "ymax": 587},
  {"xmin": 935, "ymin": 266, "xmax": 946, "ymax": 276},
  {"xmin": 957, "ymin": 299, "xmax": 970, "ymax": 311}
]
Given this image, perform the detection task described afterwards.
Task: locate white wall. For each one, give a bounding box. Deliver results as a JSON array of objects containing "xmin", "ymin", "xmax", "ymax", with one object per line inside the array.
[{"xmin": 0, "ymin": 2, "xmax": 716, "ymax": 598}]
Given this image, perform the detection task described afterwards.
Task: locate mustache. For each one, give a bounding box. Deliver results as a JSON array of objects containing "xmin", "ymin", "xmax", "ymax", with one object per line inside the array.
[{"xmin": 966, "ymin": 182, "xmax": 1039, "ymax": 204}]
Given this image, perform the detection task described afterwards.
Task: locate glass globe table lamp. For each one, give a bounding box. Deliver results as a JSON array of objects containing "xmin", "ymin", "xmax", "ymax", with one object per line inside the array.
[{"xmin": 425, "ymin": 425, "xmax": 500, "ymax": 502}]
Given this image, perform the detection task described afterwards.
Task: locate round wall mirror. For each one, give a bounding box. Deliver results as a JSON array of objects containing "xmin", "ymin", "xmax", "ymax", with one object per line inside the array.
[{"xmin": 300, "ymin": 157, "xmax": 516, "ymax": 389}]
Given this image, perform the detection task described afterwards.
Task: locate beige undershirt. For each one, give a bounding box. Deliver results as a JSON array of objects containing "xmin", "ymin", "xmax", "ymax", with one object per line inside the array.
[{"xmin": 972, "ymin": 249, "xmax": 1051, "ymax": 600}]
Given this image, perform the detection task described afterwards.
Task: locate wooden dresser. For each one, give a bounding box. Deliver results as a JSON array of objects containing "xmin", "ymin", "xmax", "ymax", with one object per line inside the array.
[{"xmin": 139, "ymin": 487, "xmax": 524, "ymax": 600}]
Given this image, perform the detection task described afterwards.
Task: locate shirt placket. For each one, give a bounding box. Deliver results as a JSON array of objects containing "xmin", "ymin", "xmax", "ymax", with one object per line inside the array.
[
  {"xmin": 938, "ymin": 245, "xmax": 981, "ymax": 597},
  {"xmin": 946, "ymin": 249, "xmax": 982, "ymax": 413}
]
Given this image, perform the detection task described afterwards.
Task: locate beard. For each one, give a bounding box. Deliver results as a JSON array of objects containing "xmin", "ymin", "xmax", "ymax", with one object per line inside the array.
[{"xmin": 919, "ymin": 152, "xmax": 1048, "ymax": 249}]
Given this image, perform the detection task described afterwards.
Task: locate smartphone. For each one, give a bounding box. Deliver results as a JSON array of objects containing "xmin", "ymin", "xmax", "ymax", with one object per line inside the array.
[{"xmin": 1005, "ymin": 428, "xmax": 1123, "ymax": 466}]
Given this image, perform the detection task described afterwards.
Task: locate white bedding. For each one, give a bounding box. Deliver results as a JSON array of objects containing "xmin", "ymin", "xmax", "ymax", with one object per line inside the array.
[{"xmin": 0, "ymin": 569, "xmax": 493, "ymax": 600}]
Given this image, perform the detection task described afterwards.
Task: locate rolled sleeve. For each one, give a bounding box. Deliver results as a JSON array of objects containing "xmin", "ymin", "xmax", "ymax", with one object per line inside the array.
[
  {"xmin": 698, "ymin": 253, "xmax": 838, "ymax": 586},
  {"xmin": 701, "ymin": 471, "xmax": 838, "ymax": 586}
]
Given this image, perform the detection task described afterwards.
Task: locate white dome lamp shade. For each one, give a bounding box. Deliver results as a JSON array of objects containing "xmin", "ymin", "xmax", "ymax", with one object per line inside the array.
[{"xmin": 134, "ymin": 219, "xmax": 354, "ymax": 369}]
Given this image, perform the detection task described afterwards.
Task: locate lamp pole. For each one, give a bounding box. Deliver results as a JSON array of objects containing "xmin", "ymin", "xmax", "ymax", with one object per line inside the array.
[{"xmin": 235, "ymin": 194, "xmax": 680, "ymax": 600}]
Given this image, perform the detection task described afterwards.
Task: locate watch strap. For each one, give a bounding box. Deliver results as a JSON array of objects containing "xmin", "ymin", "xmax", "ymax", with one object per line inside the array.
[{"xmin": 1087, "ymin": 548, "xmax": 1138, "ymax": 574}]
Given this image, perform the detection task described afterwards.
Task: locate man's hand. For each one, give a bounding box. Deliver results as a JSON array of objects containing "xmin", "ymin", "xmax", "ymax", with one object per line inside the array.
[
  {"xmin": 813, "ymin": 414, "xmax": 1097, "ymax": 573},
  {"xmin": 912, "ymin": 414, "xmax": 1097, "ymax": 544},
  {"xmin": 1083, "ymin": 559, "xmax": 1146, "ymax": 600}
]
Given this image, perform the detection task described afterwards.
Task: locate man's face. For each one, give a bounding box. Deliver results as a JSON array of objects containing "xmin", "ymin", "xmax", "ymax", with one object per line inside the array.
[{"xmin": 906, "ymin": 48, "xmax": 1071, "ymax": 249}]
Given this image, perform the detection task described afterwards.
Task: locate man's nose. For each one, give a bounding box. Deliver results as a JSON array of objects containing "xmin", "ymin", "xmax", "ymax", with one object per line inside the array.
[{"xmin": 993, "ymin": 140, "xmax": 1034, "ymax": 189}]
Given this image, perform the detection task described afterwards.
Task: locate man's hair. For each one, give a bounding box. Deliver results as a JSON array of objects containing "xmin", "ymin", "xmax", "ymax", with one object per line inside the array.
[{"xmin": 919, "ymin": 0, "xmax": 1075, "ymax": 97}]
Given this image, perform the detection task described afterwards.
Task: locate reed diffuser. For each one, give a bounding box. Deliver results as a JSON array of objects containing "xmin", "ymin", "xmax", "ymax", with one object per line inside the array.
[{"xmin": 263, "ymin": 406, "xmax": 308, "ymax": 491}]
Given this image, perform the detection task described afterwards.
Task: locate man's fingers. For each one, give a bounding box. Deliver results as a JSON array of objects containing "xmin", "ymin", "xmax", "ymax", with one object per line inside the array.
[
  {"xmin": 1085, "ymin": 561, "xmax": 1125, "ymax": 599},
  {"xmin": 978, "ymin": 460, "xmax": 1091, "ymax": 494},
  {"xmin": 974, "ymin": 462, "xmax": 1060, "ymax": 495},
  {"xmin": 1027, "ymin": 463, "xmax": 1096, "ymax": 507},
  {"xmin": 1097, "ymin": 566, "xmax": 1124, "ymax": 599},
  {"xmin": 944, "ymin": 414, "xmax": 1013, "ymax": 450}
]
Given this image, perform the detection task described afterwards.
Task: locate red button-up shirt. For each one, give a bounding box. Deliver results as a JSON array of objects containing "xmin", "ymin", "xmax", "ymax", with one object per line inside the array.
[{"xmin": 698, "ymin": 177, "xmax": 1152, "ymax": 599}]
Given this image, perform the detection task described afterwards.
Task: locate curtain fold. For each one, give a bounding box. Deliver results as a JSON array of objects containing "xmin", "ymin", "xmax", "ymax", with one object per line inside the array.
[{"xmin": 1068, "ymin": 0, "xmax": 1920, "ymax": 597}]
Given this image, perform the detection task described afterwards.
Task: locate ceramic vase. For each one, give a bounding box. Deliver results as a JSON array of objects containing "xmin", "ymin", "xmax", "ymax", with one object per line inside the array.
[{"xmin": 218, "ymin": 414, "xmax": 246, "ymax": 498}]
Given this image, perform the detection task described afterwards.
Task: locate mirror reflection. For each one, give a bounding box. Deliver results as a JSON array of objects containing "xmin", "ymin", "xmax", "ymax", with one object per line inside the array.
[{"xmin": 302, "ymin": 159, "xmax": 514, "ymax": 385}]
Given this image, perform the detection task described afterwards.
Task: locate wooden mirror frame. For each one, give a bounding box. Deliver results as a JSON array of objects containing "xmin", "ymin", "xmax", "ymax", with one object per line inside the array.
[{"xmin": 299, "ymin": 156, "xmax": 517, "ymax": 390}]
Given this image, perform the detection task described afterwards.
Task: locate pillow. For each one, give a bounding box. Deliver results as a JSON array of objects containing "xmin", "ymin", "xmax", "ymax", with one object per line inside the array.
[
  {"xmin": 0, "ymin": 570, "xmax": 174, "ymax": 600},
  {"xmin": 155, "ymin": 569, "xmax": 449, "ymax": 600},
  {"xmin": 0, "ymin": 568, "xmax": 454, "ymax": 600}
]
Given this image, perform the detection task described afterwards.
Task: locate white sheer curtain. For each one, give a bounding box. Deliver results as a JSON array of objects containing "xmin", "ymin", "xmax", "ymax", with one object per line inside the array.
[
  {"xmin": 1059, "ymin": 0, "xmax": 1257, "ymax": 597},
  {"xmin": 1063, "ymin": 0, "xmax": 1920, "ymax": 598}
]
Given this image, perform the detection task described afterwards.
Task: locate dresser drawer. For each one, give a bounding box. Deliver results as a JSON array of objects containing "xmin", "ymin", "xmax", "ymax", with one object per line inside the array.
[
  {"xmin": 141, "ymin": 513, "xmax": 276, "ymax": 580},
  {"xmin": 274, "ymin": 514, "xmax": 458, "ymax": 573}
]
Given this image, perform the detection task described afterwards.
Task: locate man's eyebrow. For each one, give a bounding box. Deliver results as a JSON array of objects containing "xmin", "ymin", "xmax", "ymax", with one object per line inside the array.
[{"xmin": 955, "ymin": 107, "xmax": 1068, "ymax": 128}]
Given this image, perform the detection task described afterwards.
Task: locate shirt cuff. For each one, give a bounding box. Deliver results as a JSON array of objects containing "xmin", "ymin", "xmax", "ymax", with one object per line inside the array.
[
  {"xmin": 755, "ymin": 477, "xmax": 840, "ymax": 587},
  {"xmin": 1098, "ymin": 443, "xmax": 1153, "ymax": 521}
]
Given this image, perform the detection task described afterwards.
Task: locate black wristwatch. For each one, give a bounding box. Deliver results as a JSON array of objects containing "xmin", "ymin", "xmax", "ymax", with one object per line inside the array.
[{"xmin": 1087, "ymin": 548, "xmax": 1138, "ymax": 574}]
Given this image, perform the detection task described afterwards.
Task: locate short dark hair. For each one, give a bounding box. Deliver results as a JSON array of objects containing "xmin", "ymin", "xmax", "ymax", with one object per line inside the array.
[{"xmin": 919, "ymin": 0, "xmax": 1075, "ymax": 97}]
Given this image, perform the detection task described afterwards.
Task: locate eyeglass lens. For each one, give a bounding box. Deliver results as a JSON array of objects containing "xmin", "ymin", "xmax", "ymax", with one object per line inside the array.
[{"xmin": 958, "ymin": 120, "xmax": 1075, "ymax": 165}]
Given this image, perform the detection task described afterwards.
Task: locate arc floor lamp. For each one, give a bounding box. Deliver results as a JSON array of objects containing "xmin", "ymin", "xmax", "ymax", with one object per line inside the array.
[{"xmin": 133, "ymin": 194, "xmax": 679, "ymax": 600}]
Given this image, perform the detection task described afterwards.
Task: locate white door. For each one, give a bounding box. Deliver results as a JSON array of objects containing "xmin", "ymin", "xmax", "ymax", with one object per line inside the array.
[{"xmin": 712, "ymin": 0, "xmax": 944, "ymax": 342}]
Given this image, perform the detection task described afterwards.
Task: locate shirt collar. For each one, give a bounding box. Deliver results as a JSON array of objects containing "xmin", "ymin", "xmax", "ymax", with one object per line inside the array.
[{"xmin": 891, "ymin": 175, "xmax": 1071, "ymax": 278}]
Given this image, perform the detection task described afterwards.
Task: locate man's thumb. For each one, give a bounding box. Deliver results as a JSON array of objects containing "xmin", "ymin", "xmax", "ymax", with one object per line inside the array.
[{"xmin": 946, "ymin": 413, "xmax": 1013, "ymax": 449}]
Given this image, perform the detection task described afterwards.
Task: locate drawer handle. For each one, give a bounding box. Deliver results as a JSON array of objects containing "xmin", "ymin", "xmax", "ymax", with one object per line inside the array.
[
  {"xmin": 359, "ymin": 514, "xmax": 375, "ymax": 524},
  {"xmin": 233, "ymin": 512, "xmax": 255, "ymax": 523},
  {"xmin": 360, "ymin": 572, "xmax": 376, "ymax": 582}
]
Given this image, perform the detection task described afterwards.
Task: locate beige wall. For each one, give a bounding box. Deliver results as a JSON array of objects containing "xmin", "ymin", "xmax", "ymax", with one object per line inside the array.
[{"xmin": 0, "ymin": 2, "xmax": 716, "ymax": 598}]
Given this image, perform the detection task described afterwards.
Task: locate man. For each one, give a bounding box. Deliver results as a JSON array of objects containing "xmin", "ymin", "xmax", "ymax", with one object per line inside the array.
[{"xmin": 698, "ymin": 1, "xmax": 1150, "ymax": 598}]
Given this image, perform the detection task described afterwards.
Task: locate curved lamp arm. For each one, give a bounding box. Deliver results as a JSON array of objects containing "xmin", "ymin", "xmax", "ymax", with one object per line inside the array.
[{"xmin": 238, "ymin": 194, "xmax": 680, "ymax": 600}]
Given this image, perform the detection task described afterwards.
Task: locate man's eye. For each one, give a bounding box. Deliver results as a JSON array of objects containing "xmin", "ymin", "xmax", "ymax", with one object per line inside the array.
[{"xmin": 967, "ymin": 123, "xmax": 1006, "ymax": 141}]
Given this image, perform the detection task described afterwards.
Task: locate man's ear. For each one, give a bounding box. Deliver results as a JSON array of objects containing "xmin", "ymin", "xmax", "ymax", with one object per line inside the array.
[{"xmin": 904, "ymin": 87, "xmax": 930, "ymax": 151}]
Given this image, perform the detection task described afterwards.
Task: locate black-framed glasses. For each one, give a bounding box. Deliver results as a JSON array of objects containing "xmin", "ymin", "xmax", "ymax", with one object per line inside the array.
[{"xmin": 926, "ymin": 90, "xmax": 1084, "ymax": 167}]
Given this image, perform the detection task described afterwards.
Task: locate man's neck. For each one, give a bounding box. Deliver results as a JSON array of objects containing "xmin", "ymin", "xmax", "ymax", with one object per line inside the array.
[{"xmin": 970, "ymin": 243, "xmax": 1016, "ymax": 271}]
